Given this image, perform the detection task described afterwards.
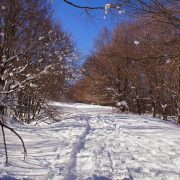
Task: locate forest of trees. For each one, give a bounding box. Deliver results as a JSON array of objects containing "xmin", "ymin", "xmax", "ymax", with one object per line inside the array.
[
  {"xmin": 0, "ymin": 0, "xmax": 77, "ymax": 124},
  {"xmin": 0, "ymin": 0, "xmax": 79, "ymax": 163},
  {"xmin": 70, "ymin": 0, "xmax": 180, "ymax": 123},
  {"xmin": 0, "ymin": 0, "xmax": 179, "ymax": 163},
  {"xmin": 0, "ymin": 0, "xmax": 178, "ymax": 131}
]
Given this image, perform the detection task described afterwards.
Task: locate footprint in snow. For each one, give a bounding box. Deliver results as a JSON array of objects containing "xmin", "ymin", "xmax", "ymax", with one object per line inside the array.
[
  {"xmin": 56, "ymin": 154, "xmax": 60, "ymax": 159},
  {"xmin": 91, "ymin": 175, "xmax": 111, "ymax": 180},
  {"xmin": 53, "ymin": 147, "xmax": 58, "ymax": 152}
]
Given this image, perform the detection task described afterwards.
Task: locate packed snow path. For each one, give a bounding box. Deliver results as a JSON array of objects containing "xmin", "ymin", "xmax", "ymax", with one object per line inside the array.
[{"xmin": 0, "ymin": 102, "xmax": 180, "ymax": 180}]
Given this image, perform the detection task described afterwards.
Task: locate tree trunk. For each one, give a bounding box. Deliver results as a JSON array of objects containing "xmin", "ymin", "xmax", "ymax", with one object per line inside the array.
[
  {"xmin": 177, "ymin": 65, "xmax": 180, "ymax": 125},
  {"xmin": 162, "ymin": 108, "xmax": 167, "ymax": 121},
  {"xmin": 152, "ymin": 100, "xmax": 156, "ymax": 118},
  {"xmin": 136, "ymin": 98, "xmax": 141, "ymax": 115}
]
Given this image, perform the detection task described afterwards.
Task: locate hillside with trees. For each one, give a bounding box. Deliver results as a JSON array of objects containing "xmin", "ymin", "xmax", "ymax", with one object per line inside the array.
[
  {"xmin": 0, "ymin": 1, "xmax": 180, "ymax": 179},
  {"xmin": 73, "ymin": 17, "xmax": 180, "ymax": 120},
  {"xmin": 68, "ymin": 0, "xmax": 180, "ymax": 124},
  {"xmin": 0, "ymin": 0, "xmax": 78, "ymax": 163},
  {"xmin": 0, "ymin": 0, "xmax": 77, "ymax": 124}
]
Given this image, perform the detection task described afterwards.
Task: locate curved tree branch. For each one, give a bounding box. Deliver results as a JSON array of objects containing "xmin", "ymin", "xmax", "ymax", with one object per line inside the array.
[
  {"xmin": 0, "ymin": 120, "xmax": 27, "ymax": 163},
  {"xmin": 1, "ymin": 125, "xmax": 8, "ymax": 163},
  {"xmin": 64, "ymin": 0, "xmax": 104, "ymax": 10}
]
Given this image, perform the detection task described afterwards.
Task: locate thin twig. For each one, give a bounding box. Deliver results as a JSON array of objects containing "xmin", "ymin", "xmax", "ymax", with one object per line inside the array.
[
  {"xmin": 0, "ymin": 120, "xmax": 27, "ymax": 161},
  {"xmin": 1, "ymin": 124, "xmax": 8, "ymax": 163},
  {"xmin": 64, "ymin": 0, "xmax": 104, "ymax": 10}
]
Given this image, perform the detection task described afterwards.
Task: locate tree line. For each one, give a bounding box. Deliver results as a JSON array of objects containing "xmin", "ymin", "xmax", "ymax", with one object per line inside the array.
[
  {"xmin": 0, "ymin": 0, "xmax": 77, "ymax": 162},
  {"xmin": 64, "ymin": 0, "xmax": 180, "ymax": 124},
  {"xmin": 72, "ymin": 16, "xmax": 180, "ymax": 123},
  {"xmin": 0, "ymin": 0, "xmax": 77, "ymax": 124}
]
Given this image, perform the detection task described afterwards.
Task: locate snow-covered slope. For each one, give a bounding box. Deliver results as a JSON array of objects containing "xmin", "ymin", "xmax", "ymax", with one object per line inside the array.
[{"xmin": 0, "ymin": 102, "xmax": 180, "ymax": 180}]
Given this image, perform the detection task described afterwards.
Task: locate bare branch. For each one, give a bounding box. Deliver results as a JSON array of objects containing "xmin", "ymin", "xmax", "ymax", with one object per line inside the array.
[
  {"xmin": 1, "ymin": 124, "xmax": 8, "ymax": 163},
  {"xmin": 63, "ymin": 0, "xmax": 104, "ymax": 10},
  {"xmin": 0, "ymin": 120, "xmax": 27, "ymax": 162}
]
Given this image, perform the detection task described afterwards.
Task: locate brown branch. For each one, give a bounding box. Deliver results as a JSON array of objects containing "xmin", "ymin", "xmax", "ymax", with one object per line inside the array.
[
  {"xmin": 63, "ymin": 0, "xmax": 124, "ymax": 11},
  {"xmin": 0, "ymin": 120, "xmax": 27, "ymax": 162},
  {"xmin": 63, "ymin": 0, "xmax": 104, "ymax": 10},
  {"xmin": 1, "ymin": 124, "xmax": 8, "ymax": 163}
]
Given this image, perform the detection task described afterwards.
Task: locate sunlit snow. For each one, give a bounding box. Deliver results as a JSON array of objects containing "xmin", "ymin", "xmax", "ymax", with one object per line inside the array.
[{"xmin": 0, "ymin": 102, "xmax": 180, "ymax": 179}]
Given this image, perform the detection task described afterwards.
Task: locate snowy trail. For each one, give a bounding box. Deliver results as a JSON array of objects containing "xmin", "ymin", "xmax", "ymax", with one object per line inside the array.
[
  {"xmin": 76, "ymin": 114, "xmax": 180, "ymax": 179},
  {"xmin": 0, "ymin": 102, "xmax": 180, "ymax": 180},
  {"xmin": 66, "ymin": 117, "xmax": 91, "ymax": 180}
]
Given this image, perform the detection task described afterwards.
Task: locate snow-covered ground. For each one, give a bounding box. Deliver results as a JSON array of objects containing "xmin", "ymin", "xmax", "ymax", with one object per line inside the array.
[{"xmin": 0, "ymin": 102, "xmax": 180, "ymax": 180}]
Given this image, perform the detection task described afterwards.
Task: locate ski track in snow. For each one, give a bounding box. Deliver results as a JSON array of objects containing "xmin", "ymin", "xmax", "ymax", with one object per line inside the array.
[
  {"xmin": 0, "ymin": 102, "xmax": 180, "ymax": 180},
  {"xmin": 65, "ymin": 116, "xmax": 91, "ymax": 180}
]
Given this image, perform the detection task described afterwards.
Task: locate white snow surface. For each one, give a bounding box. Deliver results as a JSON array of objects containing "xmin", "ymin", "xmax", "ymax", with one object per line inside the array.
[{"xmin": 0, "ymin": 102, "xmax": 180, "ymax": 180}]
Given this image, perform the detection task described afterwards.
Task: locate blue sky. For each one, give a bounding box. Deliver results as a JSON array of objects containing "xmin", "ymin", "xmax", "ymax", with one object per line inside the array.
[{"xmin": 53, "ymin": 0, "xmax": 122, "ymax": 56}]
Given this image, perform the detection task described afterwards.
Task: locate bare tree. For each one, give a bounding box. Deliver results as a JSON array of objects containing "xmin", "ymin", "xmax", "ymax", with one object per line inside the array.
[
  {"xmin": 73, "ymin": 16, "xmax": 180, "ymax": 123},
  {"xmin": 0, "ymin": 0, "xmax": 77, "ymax": 163}
]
